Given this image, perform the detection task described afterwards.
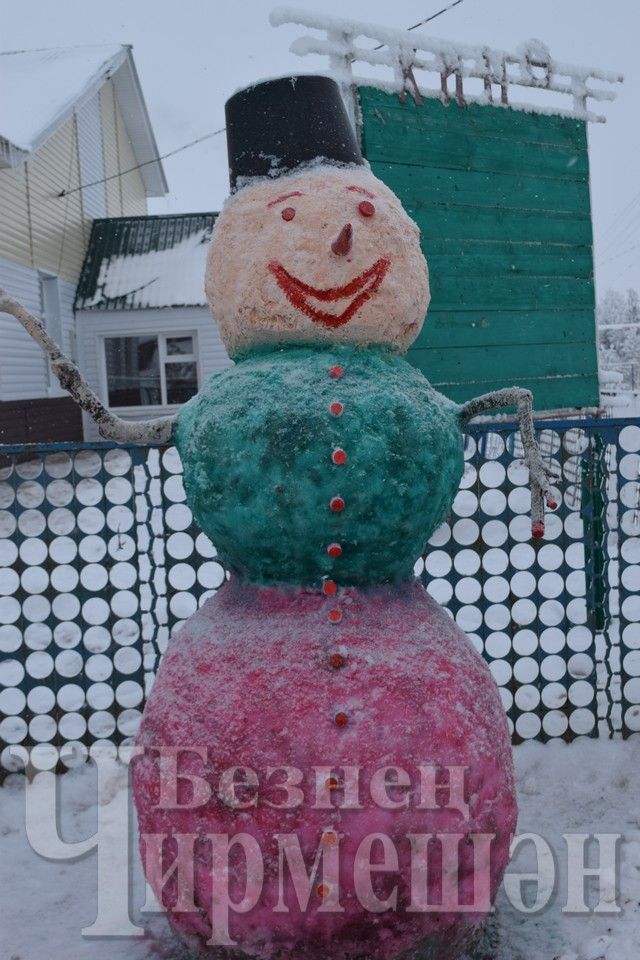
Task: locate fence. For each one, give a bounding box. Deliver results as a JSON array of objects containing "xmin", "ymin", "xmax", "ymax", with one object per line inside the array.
[
  {"xmin": 270, "ymin": 8, "xmax": 623, "ymax": 122},
  {"xmin": 0, "ymin": 416, "xmax": 639, "ymax": 775}
]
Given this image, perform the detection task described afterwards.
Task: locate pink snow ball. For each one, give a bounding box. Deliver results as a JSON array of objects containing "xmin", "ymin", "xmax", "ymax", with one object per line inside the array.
[{"xmin": 133, "ymin": 578, "xmax": 517, "ymax": 960}]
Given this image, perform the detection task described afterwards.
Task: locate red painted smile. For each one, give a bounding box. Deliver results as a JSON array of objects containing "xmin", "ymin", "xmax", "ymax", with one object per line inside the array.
[{"xmin": 267, "ymin": 258, "xmax": 391, "ymax": 328}]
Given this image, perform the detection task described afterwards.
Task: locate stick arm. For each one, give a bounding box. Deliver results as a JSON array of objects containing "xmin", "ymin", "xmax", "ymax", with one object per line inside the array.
[
  {"xmin": 460, "ymin": 387, "xmax": 558, "ymax": 536},
  {"xmin": 0, "ymin": 288, "xmax": 176, "ymax": 444}
]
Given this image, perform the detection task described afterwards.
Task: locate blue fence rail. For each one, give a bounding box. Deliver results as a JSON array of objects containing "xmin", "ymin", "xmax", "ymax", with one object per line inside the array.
[{"xmin": 0, "ymin": 417, "xmax": 639, "ymax": 775}]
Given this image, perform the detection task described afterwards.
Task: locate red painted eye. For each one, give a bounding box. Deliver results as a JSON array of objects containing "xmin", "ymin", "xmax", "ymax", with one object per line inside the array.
[
  {"xmin": 281, "ymin": 207, "xmax": 295, "ymax": 221},
  {"xmin": 358, "ymin": 200, "xmax": 375, "ymax": 217}
]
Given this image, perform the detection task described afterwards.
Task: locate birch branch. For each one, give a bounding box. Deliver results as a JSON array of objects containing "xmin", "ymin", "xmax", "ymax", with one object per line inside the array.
[
  {"xmin": 460, "ymin": 387, "xmax": 559, "ymax": 537},
  {"xmin": 0, "ymin": 288, "xmax": 175, "ymax": 444}
]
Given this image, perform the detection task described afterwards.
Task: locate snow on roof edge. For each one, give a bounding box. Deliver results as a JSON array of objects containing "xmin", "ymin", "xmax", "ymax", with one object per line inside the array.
[
  {"xmin": 0, "ymin": 44, "xmax": 167, "ymax": 196},
  {"xmin": 0, "ymin": 44, "xmax": 129, "ymax": 153}
]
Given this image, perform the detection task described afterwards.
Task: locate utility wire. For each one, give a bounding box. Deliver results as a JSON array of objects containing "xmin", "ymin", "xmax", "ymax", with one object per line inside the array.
[
  {"xmin": 600, "ymin": 238, "xmax": 640, "ymax": 268},
  {"xmin": 612, "ymin": 254, "xmax": 640, "ymax": 284},
  {"xmin": 57, "ymin": 126, "xmax": 226, "ymax": 198},
  {"xmin": 598, "ymin": 190, "xmax": 640, "ymax": 244},
  {"xmin": 58, "ymin": 2, "xmax": 466, "ymax": 199},
  {"xmin": 600, "ymin": 206, "xmax": 640, "ymax": 257},
  {"xmin": 373, "ymin": 0, "xmax": 467, "ymax": 48}
]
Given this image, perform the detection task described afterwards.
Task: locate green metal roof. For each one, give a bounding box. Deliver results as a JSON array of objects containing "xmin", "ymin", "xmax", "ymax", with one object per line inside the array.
[{"xmin": 75, "ymin": 212, "xmax": 218, "ymax": 311}]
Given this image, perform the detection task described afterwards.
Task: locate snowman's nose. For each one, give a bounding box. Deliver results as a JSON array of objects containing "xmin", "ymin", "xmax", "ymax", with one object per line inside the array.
[{"xmin": 331, "ymin": 223, "xmax": 352, "ymax": 256}]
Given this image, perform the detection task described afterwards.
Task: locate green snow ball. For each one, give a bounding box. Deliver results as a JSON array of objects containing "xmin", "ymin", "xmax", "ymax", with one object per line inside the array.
[{"xmin": 174, "ymin": 345, "xmax": 464, "ymax": 587}]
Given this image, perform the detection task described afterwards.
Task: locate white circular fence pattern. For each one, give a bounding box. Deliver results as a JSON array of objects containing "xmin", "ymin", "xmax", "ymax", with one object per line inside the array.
[{"xmin": 0, "ymin": 419, "xmax": 638, "ymax": 773}]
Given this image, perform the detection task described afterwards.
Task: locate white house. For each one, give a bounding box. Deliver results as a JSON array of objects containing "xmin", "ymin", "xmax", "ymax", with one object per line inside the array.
[
  {"xmin": 74, "ymin": 212, "xmax": 232, "ymax": 440},
  {"xmin": 0, "ymin": 43, "xmax": 167, "ymax": 442}
]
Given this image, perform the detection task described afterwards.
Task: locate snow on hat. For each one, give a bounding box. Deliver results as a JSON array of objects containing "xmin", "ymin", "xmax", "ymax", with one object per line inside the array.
[{"xmin": 225, "ymin": 75, "xmax": 364, "ymax": 191}]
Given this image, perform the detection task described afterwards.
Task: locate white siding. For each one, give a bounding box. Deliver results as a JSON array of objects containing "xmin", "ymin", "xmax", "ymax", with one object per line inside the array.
[
  {"xmin": 0, "ymin": 113, "xmax": 87, "ymax": 282},
  {"xmin": 116, "ymin": 99, "xmax": 146, "ymax": 217},
  {"xmin": 27, "ymin": 113, "xmax": 87, "ymax": 283},
  {"xmin": 76, "ymin": 94, "xmax": 107, "ymax": 221},
  {"xmin": 0, "ymin": 74, "xmax": 153, "ymax": 280},
  {"xmin": 99, "ymin": 81, "xmax": 146, "ymax": 218},
  {"xmin": 0, "ymin": 255, "xmax": 75, "ymax": 401},
  {"xmin": 0, "ymin": 158, "xmax": 31, "ymax": 265},
  {"xmin": 76, "ymin": 306, "xmax": 232, "ymax": 440}
]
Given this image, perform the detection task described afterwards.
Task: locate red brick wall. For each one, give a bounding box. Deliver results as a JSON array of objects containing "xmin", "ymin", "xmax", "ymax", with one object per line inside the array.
[{"xmin": 0, "ymin": 397, "xmax": 83, "ymax": 444}]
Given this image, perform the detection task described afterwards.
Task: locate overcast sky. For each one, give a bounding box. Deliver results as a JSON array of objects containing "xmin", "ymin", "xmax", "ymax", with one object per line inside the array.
[{"xmin": 3, "ymin": 0, "xmax": 639, "ymax": 296}]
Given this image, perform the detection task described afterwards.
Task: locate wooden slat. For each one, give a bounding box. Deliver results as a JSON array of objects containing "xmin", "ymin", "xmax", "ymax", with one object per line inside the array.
[
  {"xmin": 370, "ymin": 162, "xmax": 590, "ymax": 214},
  {"xmin": 410, "ymin": 340, "xmax": 597, "ymax": 385},
  {"xmin": 359, "ymin": 87, "xmax": 588, "ymax": 151},
  {"xmin": 405, "ymin": 198, "xmax": 593, "ymax": 245},
  {"xmin": 364, "ymin": 119, "xmax": 589, "ymax": 182},
  {"xmin": 424, "ymin": 242, "xmax": 593, "ymax": 278},
  {"xmin": 427, "ymin": 275, "xmax": 595, "ymax": 311},
  {"xmin": 409, "ymin": 371, "xmax": 601, "ymax": 410},
  {"xmin": 415, "ymin": 309, "xmax": 596, "ymax": 350}
]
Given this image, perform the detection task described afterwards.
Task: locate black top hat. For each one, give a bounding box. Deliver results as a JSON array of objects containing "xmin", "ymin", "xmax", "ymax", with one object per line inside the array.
[{"xmin": 225, "ymin": 75, "xmax": 363, "ymax": 191}]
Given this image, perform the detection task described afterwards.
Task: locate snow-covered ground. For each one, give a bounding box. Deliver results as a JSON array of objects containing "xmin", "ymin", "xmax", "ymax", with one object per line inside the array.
[{"xmin": 2, "ymin": 737, "xmax": 640, "ymax": 960}]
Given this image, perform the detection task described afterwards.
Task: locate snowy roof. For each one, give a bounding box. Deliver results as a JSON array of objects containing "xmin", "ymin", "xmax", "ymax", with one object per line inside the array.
[
  {"xmin": 0, "ymin": 44, "xmax": 167, "ymax": 195},
  {"xmin": 75, "ymin": 213, "xmax": 217, "ymax": 311},
  {"xmin": 271, "ymin": 7, "xmax": 623, "ymax": 123}
]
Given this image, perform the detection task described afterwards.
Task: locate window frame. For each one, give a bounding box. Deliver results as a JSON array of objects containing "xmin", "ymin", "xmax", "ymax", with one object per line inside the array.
[
  {"xmin": 100, "ymin": 329, "xmax": 200, "ymax": 411},
  {"xmin": 39, "ymin": 272, "xmax": 63, "ymax": 391}
]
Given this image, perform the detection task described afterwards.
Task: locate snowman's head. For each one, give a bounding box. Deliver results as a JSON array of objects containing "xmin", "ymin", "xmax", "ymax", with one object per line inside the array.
[{"xmin": 206, "ymin": 163, "xmax": 430, "ymax": 357}]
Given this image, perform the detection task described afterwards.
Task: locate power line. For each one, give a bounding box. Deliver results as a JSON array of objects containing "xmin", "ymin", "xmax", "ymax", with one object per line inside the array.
[
  {"xmin": 599, "ymin": 206, "xmax": 640, "ymax": 257},
  {"xmin": 58, "ymin": 3, "xmax": 467, "ymax": 199},
  {"xmin": 57, "ymin": 126, "xmax": 226, "ymax": 199},
  {"xmin": 612, "ymin": 256, "xmax": 640, "ymax": 284},
  {"xmin": 598, "ymin": 190, "xmax": 640, "ymax": 244},
  {"xmin": 373, "ymin": 0, "xmax": 466, "ymax": 50},
  {"xmin": 600, "ymin": 238, "xmax": 640, "ymax": 268},
  {"xmin": 405, "ymin": 0, "xmax": 467, "ymax": 32}
]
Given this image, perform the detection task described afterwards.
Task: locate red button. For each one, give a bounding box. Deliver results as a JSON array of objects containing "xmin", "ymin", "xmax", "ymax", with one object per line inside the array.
[
  {"xmin": 329, "ymin": 652, "xmax": 346, "ymax": 669},
  {"xmin": 323, "ymin": 830, "xmax": 338, "ymax": 845},
  {"xmin": 322, "ymin": 580, "xmax": 337, "ymax": 596},
  {"xmin": 358, "ymin": 200, "xmax": 375, "ymax": 217},
  {"xmin": 329, "ymin": 365, "xmax": 344, "ymax": 379},
  {"xmin": 332, "ymin": 448, "xmax": 347, "ymax": 465},
  {"xmin": 281, "ymin": 206, "xmax": 295, "ymax": 221},
  {"xmin": 317, "ymin": 883, "xmax": 330, "ymax": 898},
  {"xmin": 327, "ymin": 542, "xmax": 342, "ymax": 557},
  {"xmin": 335, "ymin": 711, "xmax": 348, "ymax": 727},
  {"xmin": 330, "ymin": 496, "xmax": 344, "ymax": 512},
  {"xmin": 328, "ymin": 608, "xmax": 342, "ymax": 623},
  {"xmin": 330, "ymin": 402, "xmax": 343, "ymax": 416},
  {"xmin": 325, "ymin": 776, "xmax": 340, "ymax": 790}
]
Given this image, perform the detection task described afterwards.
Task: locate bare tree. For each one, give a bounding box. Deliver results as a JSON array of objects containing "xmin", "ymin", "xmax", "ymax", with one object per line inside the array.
[
  {"xmin": 0, "ymin": 287, "xmax": 175, "ymax": 444},
  {"xmin": 461, "ymin": 389, "xmax": 557, "ymax": 536},
  {"xmin": 1, "ymin": 287, "xmax": 557, "ymax": 533}
]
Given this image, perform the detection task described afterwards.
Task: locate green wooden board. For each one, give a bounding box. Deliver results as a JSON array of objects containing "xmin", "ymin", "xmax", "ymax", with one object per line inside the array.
[
  {"xmin": 360, "ymin": 87, "xmax": 588, "ymax": 149},
  {"xmin": 358, "ymin": 86, "xmax": 599, "ymax": 410},
  {"xmin": 363, "ymin": 117, "xmax": 590, "ymax": 182},
  {"xmin": 427, "ymin": 276, "xmax": 595, "ymax": 311},
  {"xmin": 425, "ymin": 243, "xmax": 593, "ymax": 278},
  {"xmin": 372, "ymin": 163, "xmax": 590, "ymax": 213},
  {"xmin": 413, "ymin": 339, "xmax": 597, "ymax": 383},
  {"xmin": 418, "ymin": 309, "xmax": 596, "ymax": 350},
  {"xmin": 394, "ymin": 200, "xmax": 594, "ymax": 248},
  {"xmin": 422, "ymin": 375, "xmax": 600, "ymax": 410}
]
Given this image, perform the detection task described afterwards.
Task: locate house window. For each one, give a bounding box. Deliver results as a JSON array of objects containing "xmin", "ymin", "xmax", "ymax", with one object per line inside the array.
[
  {"xmin": 104, "ymin": 333, "xmax": 198, "ymax": 407},
  {"xmin": 39, "ymin": 274, "xmax": 63, "ymax": 385}
]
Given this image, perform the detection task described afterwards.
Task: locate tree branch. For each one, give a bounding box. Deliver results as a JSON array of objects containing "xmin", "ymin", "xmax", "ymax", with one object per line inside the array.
[
  {"xmin": 0, "ymin": 288, "xmax": 175, "ymax": 444},
  {"xmin": 460, "ymin": 387, "xmax": 559, "ymax": 537}
]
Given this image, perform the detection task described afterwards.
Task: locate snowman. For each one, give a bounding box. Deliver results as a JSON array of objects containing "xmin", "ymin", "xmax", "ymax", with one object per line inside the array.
[{"xmin": 1, "ymin": 75, "xmax": 556, "ymax": 960}]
